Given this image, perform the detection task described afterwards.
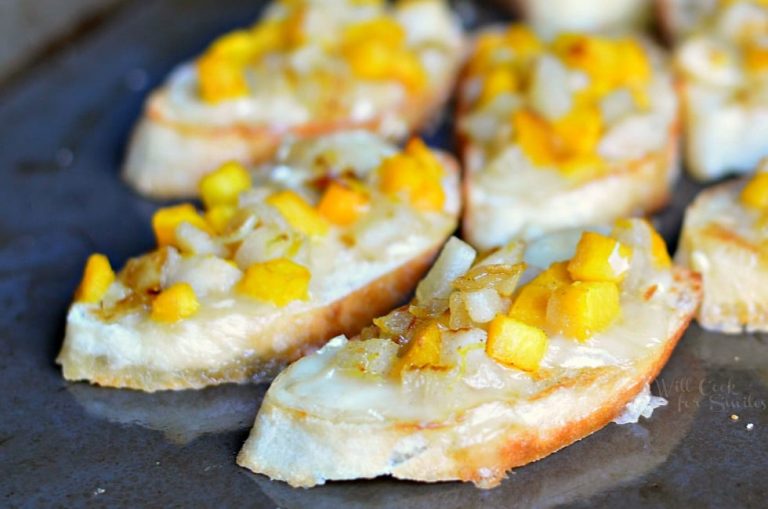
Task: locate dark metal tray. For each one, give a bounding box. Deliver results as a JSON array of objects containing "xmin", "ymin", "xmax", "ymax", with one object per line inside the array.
[{"xmin": 1, "ymin": 1, "xmax": 766, "ymax": 506}]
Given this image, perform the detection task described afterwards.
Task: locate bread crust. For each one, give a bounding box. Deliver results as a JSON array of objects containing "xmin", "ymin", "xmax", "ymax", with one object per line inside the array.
[
  {"xmin": 237, "ymin": 268, "xmax": 701, "ymax": 488},
  {"xmin": 123, "ymin": 69, "xmax": 459, "ymax": 199},
  {"xmin": 58, "ymin": 244, "xmax": 443, "ymax": 392}
]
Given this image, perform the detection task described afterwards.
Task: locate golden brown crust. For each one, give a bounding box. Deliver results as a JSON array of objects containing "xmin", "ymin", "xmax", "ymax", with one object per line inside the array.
[{"xmin": 58, "ymin": 245, "xmax": 443, "ymax": 392}]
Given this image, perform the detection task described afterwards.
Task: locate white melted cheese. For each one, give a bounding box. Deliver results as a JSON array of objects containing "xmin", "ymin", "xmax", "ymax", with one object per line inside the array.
[{"xmin": 270, "ymin": 293, "xmax": 677, "ymax": 424}]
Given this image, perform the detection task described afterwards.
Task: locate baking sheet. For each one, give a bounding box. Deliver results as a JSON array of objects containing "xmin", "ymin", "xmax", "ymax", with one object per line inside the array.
[{"xmin": 0, "ymin": 0, "xmax": 766, "ymax": 506}]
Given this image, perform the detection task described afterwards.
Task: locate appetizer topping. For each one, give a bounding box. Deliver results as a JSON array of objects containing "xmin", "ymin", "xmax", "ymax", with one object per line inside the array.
[
  {"xmin": 567, "ymin": 232, "xmax": 632, "ymax": 283},
  {"xmin": 546, "ymin": 280, "xmax": 621, "ymax": 341},
  {"xmin": 152, "ymin": 204, "xmax": 211, "ymax": 248},
  {"xmin": 379, "ymin": 138, "xmax": 445, "ymax": 211},
  {"xmin": 392, "ymin": 321, "xmax": 445, "ymax": 375},
  {"xmin": 509, "ymin": 262, "xmax": 571, "ymax": 329},
  {"xmin": 205, "ymin": 205, "xmax": 238, "ymax": 234},
  {"xmin": 266, "ymin": 190, "xmax": 329, "ymax": 236},
  {"xmin": 150, "ymin": 282, "xmax": 200, "ymax": 323},
  {"xmin": 741, "ymin": 170, "xmax": 768, "ymax": 209},
  {"xmin": 199, "ymin": 161, "xmax": 253, "ymax": 209},
  {"xmin": 237, "ymin": 258, "xmax": 311, "ymax": 306},
  {"xmin": 678, "ymin": 1, "xmax": 768, "ymax": 87},
  {"xmin": 194, "ymin": 0, "xmax": 450, "ymax": 104},
  {"xmin": 75, "ymin": 254, "xmax": 115, "ymax": 304},
  {"xmin": 486, "ymin": 315, "xmax": 548, "ymax": 371},
  {"xmin": 464, "ymin": 26, "xmax": 663, "ymax": 181},
  {"xmin": 317, "ymin": 181, "xmax": 370, "ymax": 226},
  {"xmin": 340, "ymin": 17, "xmax": 427, "ymax": 92}
]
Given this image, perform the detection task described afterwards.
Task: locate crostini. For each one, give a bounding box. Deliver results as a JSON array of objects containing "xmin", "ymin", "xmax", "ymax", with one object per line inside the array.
[
  {"xmin": 458, "ymin": 26, "xmax": 680, "ymax": 250},
  {"xmin": 123, "ymin": 0, "xmax": 464, "ymax": 198},
  {"xmin": 673, "ymin": 0, "xmax": 768, "ymax": 180},
  {"xmin": 58, "ymin": 132, "xmax": 461, "ymax": 392},
  {"xmin": 238, "ymin": 219, "xmax": 701, "ymax": 488},
  {"xmin": 511, "ymin": 0, "xmax": 650, "ymax": 35},
  {"xmin": 676, "ymin": 159, "xmax": 768, "ymax": 332}
]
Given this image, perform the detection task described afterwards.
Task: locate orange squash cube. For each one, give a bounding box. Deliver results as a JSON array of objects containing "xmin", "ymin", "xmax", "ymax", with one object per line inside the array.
[
  {"xmin": 546, "ymin": 281, "xmax": 621, "ymax": 341},
  {"xmin": 486, "ymin": 315, "xmax": 548, "ymax": 372}
]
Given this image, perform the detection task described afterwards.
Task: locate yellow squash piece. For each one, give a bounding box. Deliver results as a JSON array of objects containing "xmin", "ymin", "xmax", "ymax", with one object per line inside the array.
[
  {"xmin": 486, "ymin": 315, "xmax": 548, "ymax": 372},
  {"xmin": 199, "ymin": 161, "xmax": 252, "ymax": 209},
  {"xmin": 205, "ymin": 205, "xmax": 237, "ymax": 234},
  {"xmin": 266, "ymin": 191, "xmax": 329, "ymax": 236},
  {"xmin": 379, "ymin": 141, "xmax": 445, "ymax": 212},
  {"xmin": 317, "ymin": 182, "xmax": 369, "ymax": 226},
  {"xmin": 393, "ymin": 321, "xmax": 444, "ymax": 375},
  {"xmin": 509, "ymin": 262, "xmax": 572, "ymax": 329},
  {"xmin": 649, "ymin": 227, "xmax": 672, "ymax": 269},
  {"xmin": 151, "ymin": 283, "xmax": 200, "ymax": 323},
  {"xmin": 152, "ymin": 204, "xmax": 210, "ymax": 247},
  {"xmin": 75, "ymin": 254, "xmax": 115, "ymax": 304},
  {"xmin": 567, "ymin": 232, "xmax": 632, "ymax": 283},
  {"xmin": 237, "ymin": 258, "xmax": 311, "ymax": 306},
  {"xmin": 197, "ymin": 54, "xmax": 249, "ymax": 104},
  {"xmin": 477, "ymin": 66, "xmax": 518, "ymax": 107},
  {"xmin": 741, "ymin": 172, "xmax": 768, "ymax": 210},
  {"xmin": 546, "ymin": 281, "xmax": 621, "ymax": 341}
]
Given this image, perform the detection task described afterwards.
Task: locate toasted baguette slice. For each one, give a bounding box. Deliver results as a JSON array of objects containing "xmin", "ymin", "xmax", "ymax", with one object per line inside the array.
[
  {"xmin": 676, "ymin": 160, "xmax": 768, "ymax": 332},
  {"xmin": 509, "ymin": 0, "xmax": 650, "ymax": 35},
  {"xmin": 238, "ymin": 219, "xmax": 701, "ymax": 488},
  {"xmin": 673, "ymin": 1, "xmax": 768, "ymax": 181},
  {"xmin": 123, "ymin": 0, "xmax": 464, "ymax": 199},
  {"xmin": 457, "ymin": 26, "xmax": 680, "ymax": 251},
  {"xmin": 58, "ymin": 132, "xmax": 461, "ymax": 392}
]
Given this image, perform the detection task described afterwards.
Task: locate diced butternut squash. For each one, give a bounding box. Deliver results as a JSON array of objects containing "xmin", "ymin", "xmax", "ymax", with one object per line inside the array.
[
  {"xmin": 343, "ymin": 17, "xmax": 405, "ymax": 49},
  {"xmin": 567, "ymin": 232, "xmax": 632, "ymax": 283},
  {"xmin": 745, "ymin": 43, "xmax": 768, "ymax": 73},
  {"xmin": 546, "ymin": 281, "xmax": 621, "ymax": 341},
  {"xmin": 75, "ymin": 254, "xmax": 115, "ymax": 303},
  {"xmin": 250, "ymin": 19, "xmax": 288, "ymax": 56},
  {"xmin": 504, "ymin": 24, "xmax": 542, "ymax": 58},
  {"xmin": 486, "ymin": 315, "xmax": 548, "ymax": 372},
  {"xmin": 477, "ymin": 66, "xmax": 518, "ymax": 107},
  {"xmin": 404, "ymin": 138, "xmax": 444, "ymax": 180},
  {"xmin": 317, "ymin": 182, "xmax": 369, "ymax": 226},
  {"xmin": 513, "ymin": 109, "xmax": 558, "ymax": 168},
  {"xmin": 205, "ymin": 205, "xmax": 237, "ymax": 234},
  {"xmin": 741, "ymin": 172, "xmax": 768, "ymax": 210},
  {"xmin": 266, "ymin": 191, "xmax": 329, "ymax": 236},
  {"xmin": 341, "ymin": 18, "xmax": 426, "ymax": 92},
  {"xmin": 649, "ymin": 227, "xmax": 672, "ymax": 269},
  {"xmin": 152, "ymin": 204, "xmax": 210, "ymax": 247},
  {"xmin": 508, "ymin": 262, "xmax": 571, "ymax": 328},
  {"xmin": 393, "ymin": 321, "xmax": 443, "ymax": 375},
  {"xmin": 237, "ymin": 258, "xmax": 310, "ymax": 306},
  {"xmin": 199, "ymin": 161, "xmax": 252, "ymax": 209},
  {"xmin": 151, "ymin": 283, "xmax": 200, "ymax": 323},
  {"xmin": 197, "ymin": 55, "xmax": 249, "ymax": 104},
  {"xmin": 207, "ymin": 30, "xmax": 259, "ymax": 63},
  {"xmin": 379, "ymin": 145, "xmax": 445, "ymax": 212}
]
